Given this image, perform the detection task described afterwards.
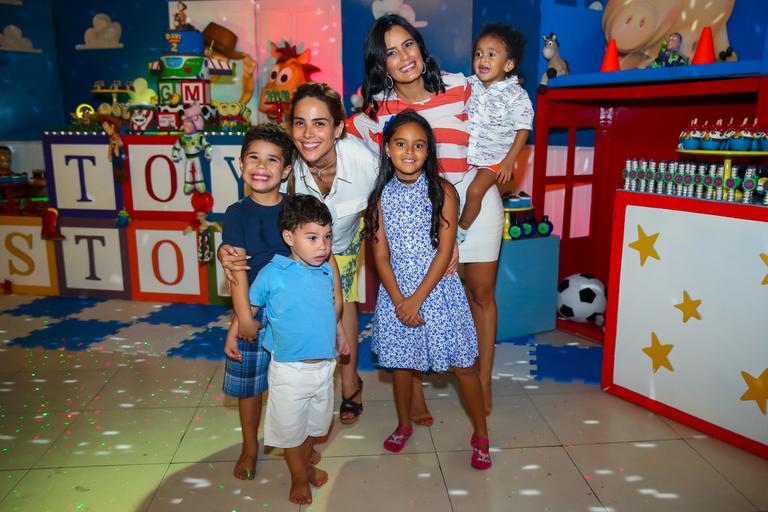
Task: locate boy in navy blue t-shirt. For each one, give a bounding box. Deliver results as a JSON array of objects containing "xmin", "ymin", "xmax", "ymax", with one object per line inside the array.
[{"xmin": 219, "ymin": 124, "xmax": 293, "ymax": 481}]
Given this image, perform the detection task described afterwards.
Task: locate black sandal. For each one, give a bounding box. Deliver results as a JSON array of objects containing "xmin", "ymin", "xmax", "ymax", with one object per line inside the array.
[{"xmin": 339, "ymin": 377, "xmax": 364, "ymax": 425}]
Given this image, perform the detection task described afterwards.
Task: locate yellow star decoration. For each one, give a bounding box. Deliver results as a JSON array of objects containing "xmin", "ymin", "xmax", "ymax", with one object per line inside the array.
[
  {"xmin": 740, "ymin": 369, "xmax": 768, "ymax": 415},
  {"xmin": 674, "ymin": 290, "xmax": 702, "ymax": 323},
  {"xmin": 761, "ymin": 253, "xmax": 768, "ymax": 285},
  {"xmin": 642, "ymin": 332, "xmax": 674, "ymax": 373},
  {"xmin": 628, "ymin": 225, "xmax": 660, "ymax": 267}
]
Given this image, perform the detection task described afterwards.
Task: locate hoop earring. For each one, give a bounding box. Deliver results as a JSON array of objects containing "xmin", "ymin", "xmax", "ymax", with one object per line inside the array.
[
  {"xmin": 385, "ymin": 73, "xmax": 394, "ymax": 89},
  {"xmin": 422, "ymin": 62, "xmax": 426, "ymax": 76}
]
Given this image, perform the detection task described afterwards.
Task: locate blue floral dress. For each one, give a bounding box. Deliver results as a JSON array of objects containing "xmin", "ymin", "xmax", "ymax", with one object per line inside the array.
[{"xmin": 372, "ymin": 174, "xmax": 478, "ymax": 372}]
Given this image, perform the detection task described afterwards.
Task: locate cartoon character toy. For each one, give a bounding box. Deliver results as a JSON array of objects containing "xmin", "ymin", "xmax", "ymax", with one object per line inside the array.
[
  {"xmin": 538, "ymin": 33, "xmax": 569, "ymax": 93},
  {"xmin": 172, "ymin": 103, "xmax": 212, "ymax": 194},
  {"xmin": 184, "ymin": 190, "xmax": 221, "ymax": 264},
  {"xmin": 650, "ymin": 32, "xmax": 689, "ymax": 68},
  {"xmin": 98, "ymin": 114, "xmax": 127, "ymax": 183}
]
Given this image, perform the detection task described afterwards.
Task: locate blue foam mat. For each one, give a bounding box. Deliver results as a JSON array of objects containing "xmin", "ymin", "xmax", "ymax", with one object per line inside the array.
[
  {"xmin": 142, "ymin": 303, "xmax": 229, "ymax": 327},
  {"xmin": 530, "ymin": 344, "xmax": 602, "ymax": 384},
  {"xmin": 5, "ymin": 296, "xmax": 105, "ymax": 318},
  {"xmin": 166, "ymin": 326, "xmax": 228, "ymax": 361},
  {"xmin": 11, "ymin": 318, "xmax": 129, "ymax": 351}
]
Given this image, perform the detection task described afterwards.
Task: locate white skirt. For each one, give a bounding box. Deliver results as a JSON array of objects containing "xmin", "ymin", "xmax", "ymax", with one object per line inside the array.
[{"xmin": 452, "ymin": 168, "xmax": 504, "ymax": 263}]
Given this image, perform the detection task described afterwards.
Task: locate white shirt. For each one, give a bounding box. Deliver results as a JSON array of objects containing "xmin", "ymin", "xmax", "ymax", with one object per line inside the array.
[
  {"xmin": 292, "ymin": 136, "xmax": 379, "ymax": 254},
  {"xmin": 467, "ymin": 75, "xmax": 533, "ymax": 167}
]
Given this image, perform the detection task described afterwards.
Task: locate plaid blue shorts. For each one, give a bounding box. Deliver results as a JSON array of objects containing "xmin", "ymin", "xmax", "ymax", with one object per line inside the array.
[{"xmin": 223, "ymin": 311, "xmax": 270, "ymax": 398}]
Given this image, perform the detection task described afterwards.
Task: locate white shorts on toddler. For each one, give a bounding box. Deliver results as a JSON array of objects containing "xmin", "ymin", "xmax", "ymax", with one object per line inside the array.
[{"xmin": 264, "ymin": 358, "xmax": 336, "ymax": 449}]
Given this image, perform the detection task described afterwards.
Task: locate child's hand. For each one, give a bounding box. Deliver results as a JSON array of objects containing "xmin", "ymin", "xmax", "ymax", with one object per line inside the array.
[
  {"xmin": 336, "ymin": 337, "xmax": 351, "ymax": 356},
  {"xmin": 496, "ymin": 160, "xmax": 514, "ymax": 185},
  {"xmin": 238, "ymin": 319, "xmax": 262, "ymax": 343},
  {"xmin": 224, "ymin": 331, "xmax": 242, "ymax": 361},
  {"xmin": 396, "ymin": 296, "xmax": 425, "ymax": 327}
]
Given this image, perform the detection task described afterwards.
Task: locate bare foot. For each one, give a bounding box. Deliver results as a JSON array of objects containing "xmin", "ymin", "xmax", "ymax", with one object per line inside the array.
[
  {"xmin": 289, "ymin": 479, "xmax": 312, "ymax": 505},
  {"xmin": 308, "ymin": 466, "xmax": 328, "ymax": 488},
  {"xmin": 481, "ymin": 379, "xmax": 492, "ymax": 416},
  {"xmin": 233, "ymin": 444, "xmax": 258, "ymax": 480},
  {"xmin": 410, "ymin": 404, "xmax": 433, "ymax": 426},
  {"xmin": 309, "ymin": 448, "xmax": 321, "ymax": 465}
]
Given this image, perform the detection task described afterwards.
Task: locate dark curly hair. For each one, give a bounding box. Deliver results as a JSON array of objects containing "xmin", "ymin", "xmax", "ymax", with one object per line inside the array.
[
  {"xmin": 361, "ymin": 14, "xmax": 445, "ymax": 120},
  {"xmin": 279, "ymin": 194, "xmax": 332, "ymax": 232},
  {"xmin": 240, "ymin": 123, "xmax": 295, "ymax": 164},
  {"xmin": 362, "ymin": 111, "xmax": 454, "ymax": 249},
  {"xmin": 475, "ymin": 22, "xmax": 526, "ymax": 77}
]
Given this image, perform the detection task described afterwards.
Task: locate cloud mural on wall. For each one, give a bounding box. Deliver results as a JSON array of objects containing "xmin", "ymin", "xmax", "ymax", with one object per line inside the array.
[
  {"xmin": 372, "ymin": 0, "xmax": 428, "ymax": 28},
  {"xmin": 76, "ymin": 13, "xmax": 124, "ymax": 50},
  {"xmin": 0, "ymin": 0, "xmax": 24, "ymax": 5},
  {"xmin": 0, "ymin": 24, "xmax": 41, "ymax": 53}
]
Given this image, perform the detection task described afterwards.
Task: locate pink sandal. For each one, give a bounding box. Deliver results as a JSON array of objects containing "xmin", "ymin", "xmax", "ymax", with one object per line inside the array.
[
  {"xmin": 383, "ymin": 425, "xmax": 413, "ymax": 453},
  {"xmin": 470, "ymin": 433, "xmax": 492, "ymax": 470}
]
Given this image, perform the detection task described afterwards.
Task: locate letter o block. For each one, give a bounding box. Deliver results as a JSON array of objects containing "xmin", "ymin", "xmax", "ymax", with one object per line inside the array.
[{"xmin": 127, "ymin": 220, "xmax": 208, "ymax": 303}]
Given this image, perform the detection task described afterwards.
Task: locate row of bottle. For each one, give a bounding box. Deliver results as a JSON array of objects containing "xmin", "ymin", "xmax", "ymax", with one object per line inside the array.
[
  {"xmin": 621, "ymin": 159, "xmax": 768, "ymax": 205},
  {"xmin": 503, "ymin": 212, "xmax": 554, "ymax": 240}
]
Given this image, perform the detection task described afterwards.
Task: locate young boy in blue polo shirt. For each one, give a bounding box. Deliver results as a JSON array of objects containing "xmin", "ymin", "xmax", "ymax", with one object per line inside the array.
[{"xmin": 240, "ymin": 194, "xmax": 349, "ymax": 506}]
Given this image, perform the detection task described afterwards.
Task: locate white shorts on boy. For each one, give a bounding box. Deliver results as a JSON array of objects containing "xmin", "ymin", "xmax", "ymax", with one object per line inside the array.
[{"xmin": 264, "ymin": 358, "xmax": 336, "ymax": 448}]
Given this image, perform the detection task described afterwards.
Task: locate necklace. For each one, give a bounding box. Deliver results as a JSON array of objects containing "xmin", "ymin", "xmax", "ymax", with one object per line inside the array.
[{"xmin": 308, "ymin": 155, "xmax": 337, "ymax": 182}]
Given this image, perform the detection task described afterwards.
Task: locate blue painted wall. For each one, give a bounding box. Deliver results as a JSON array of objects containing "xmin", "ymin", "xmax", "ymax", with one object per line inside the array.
[
  {"xmin": 51, "ymin": 0, "xmax": 168, "ymax": 120},
  {"xmin": 0, "ymin": 0, "xmax": 64, "ymax": 140}
]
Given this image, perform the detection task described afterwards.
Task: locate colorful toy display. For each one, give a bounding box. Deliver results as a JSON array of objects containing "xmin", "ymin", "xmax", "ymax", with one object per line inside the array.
[
  {"xmin": 602, "ymin": 0, "xmax": 736, "ymax": 70},
  {"xmin": 149, "ymin": 25, "xmax": 234, "ymax": 130},
  {"xmin": 556, "ymin": 273, "xmax": 607, "ymax": 324},
  {"xmin": 172, "ymin": 103, "xmax": 213, "ymax": 194},
  {"xmin": 678, "ymin": 117, "xmax": 767, "ymax": 152},
  {"xmin": 621, "ymin": 158, "xmax": 768, "ymax": 206},
  {"xmin": 538, "ymin": 32, "xmax": 569, "ymax": 93}
]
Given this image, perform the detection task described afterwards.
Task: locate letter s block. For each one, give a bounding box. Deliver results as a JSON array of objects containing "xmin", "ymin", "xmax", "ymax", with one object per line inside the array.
[
  {"xmin": 127, "ymin": 219, "xmax": 209, "ymax": 303},
  {"xmin": 0, "ymin": 216, "xmax": 59, "ymax": 295}
]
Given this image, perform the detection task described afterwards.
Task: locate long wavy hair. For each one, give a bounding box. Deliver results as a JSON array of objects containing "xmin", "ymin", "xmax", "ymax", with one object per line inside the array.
[
  {"xmin": 361, "ymin": 14, "xmax": 446, "ymax": 120},
  {"xmin": 362, "ymin": 110, "xmax": 451, "ymax": 249}
]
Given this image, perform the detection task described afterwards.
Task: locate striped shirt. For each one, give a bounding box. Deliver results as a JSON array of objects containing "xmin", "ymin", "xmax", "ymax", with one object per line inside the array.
[{"xmin": 348, "ymin": 72, "xmax": 471, "ymax": 184}]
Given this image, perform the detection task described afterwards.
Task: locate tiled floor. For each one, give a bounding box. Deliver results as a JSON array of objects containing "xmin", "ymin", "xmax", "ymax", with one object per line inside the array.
[{"xmin": 1, "ymin": 295, "xmax": 767, "ymax": 511}]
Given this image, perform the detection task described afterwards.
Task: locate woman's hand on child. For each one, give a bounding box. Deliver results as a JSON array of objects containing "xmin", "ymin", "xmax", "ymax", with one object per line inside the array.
[
  {"xmin": 217, "ymin": 244, "xmax": 251, "ymax": 286},
  {"xmin": 496, "ymin": 160, "xmax": 514, "ymax": 185},
  {"xmin": 396, "ymin": 296, "xmax": 425, "ymax": 327},
  {"xmin": 224, "ymin": 331, "xmax": 242, "ymax": 361}
]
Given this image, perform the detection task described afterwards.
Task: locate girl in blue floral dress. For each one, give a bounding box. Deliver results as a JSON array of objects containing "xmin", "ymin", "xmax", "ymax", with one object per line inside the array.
[{"xmin": 362, "ymin": 111, "xmax": 491, "ymax": 470}]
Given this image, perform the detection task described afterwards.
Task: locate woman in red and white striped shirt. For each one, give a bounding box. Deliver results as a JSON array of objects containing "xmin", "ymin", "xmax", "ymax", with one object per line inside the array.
[{"xmin": 350, "ymin": 14, "xmax": 504, "ymax": 419}]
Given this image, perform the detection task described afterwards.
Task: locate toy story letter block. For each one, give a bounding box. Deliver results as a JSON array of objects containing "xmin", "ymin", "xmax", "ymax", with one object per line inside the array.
[
  {"xmin": 43, "ymin": 135, "xmax": 121, "ymax": 216},
  {"xmin": 206, "ymin": 135, "xmax": 244, "ymax": 217},
  {"xmin": 55, "ymin": 218, "xmax": 130, "ymax": 299},
  {"xmin": 123, "ymin": 135, "xmax": 199, "ymax": 220},
  {"xmin": 127, "ymin": 219, "xmax": 208, "ymax": 303},
  {"xmin": 0, "ymin": 216, "xmax": 59, "ymax": 295}
]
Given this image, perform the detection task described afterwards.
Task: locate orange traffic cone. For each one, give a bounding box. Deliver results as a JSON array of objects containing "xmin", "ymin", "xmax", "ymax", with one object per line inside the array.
[
  {"xmin": 600, "ymin": 38, "xmax": 620, "ymax": 72},
  {"xmin": 692, "ymin": 26, "xmax": 715, "ymax": 64}
]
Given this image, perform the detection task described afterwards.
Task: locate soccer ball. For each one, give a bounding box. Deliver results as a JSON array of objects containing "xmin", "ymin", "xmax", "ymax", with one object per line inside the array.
[{"xmin": 557, "ymin": 273, "xmax": 607, "ymax": 323}]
